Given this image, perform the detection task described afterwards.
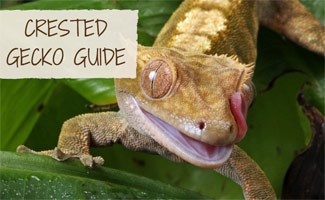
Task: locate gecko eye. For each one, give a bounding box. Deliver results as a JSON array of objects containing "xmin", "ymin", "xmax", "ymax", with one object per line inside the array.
[
  {"xmin": 242, "ymin": 81, "xmax": 256, "ymax": 106},
  {"xmin": 141, "ymin": 59, "xmax": 173, "ymax": 99}
]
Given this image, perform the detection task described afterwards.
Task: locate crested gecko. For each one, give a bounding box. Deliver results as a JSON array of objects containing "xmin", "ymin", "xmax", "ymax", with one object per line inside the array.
[{"xmin": 17, "ymin": 0, "xmax": 324, "ymax": 199}]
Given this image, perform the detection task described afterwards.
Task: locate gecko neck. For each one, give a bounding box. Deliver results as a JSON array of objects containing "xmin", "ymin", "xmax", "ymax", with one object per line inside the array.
[{"xmin": 154, "ymin": 0, "xmax": 258, "ymax": 64}]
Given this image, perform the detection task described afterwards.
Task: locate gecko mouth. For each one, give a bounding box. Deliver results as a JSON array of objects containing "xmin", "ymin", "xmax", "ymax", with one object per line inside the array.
[{"xmin": 141, "ymin": 108, "xmax": 233, "ymax": 166}]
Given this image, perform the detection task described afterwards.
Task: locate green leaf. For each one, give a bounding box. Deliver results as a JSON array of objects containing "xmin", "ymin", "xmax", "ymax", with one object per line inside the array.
[
  {"xmin": 0, "ymin": 151, "xmax": 206, "ymax": 199},
  {"xmin": 0, "ymin": 79, "xmax": 55, "ymax": 151},
  {"xmin": 63, "ymin": 79, "xmax": 116, "ymax": 105},
  {"xmin": 255, "ymin": 27, "xmax": 324, "ymax": 113}
]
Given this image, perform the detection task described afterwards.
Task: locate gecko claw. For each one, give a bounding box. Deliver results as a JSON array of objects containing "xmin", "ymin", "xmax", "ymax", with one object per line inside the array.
[{"xmin": 79, "ymin": 155, "xmax": 104, "ymax": 168}]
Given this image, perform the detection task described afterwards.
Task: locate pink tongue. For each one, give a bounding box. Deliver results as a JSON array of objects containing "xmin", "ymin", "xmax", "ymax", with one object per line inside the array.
[{"xmin": 230, "ymin": 92, "xmax": 248, "ymax": 143}]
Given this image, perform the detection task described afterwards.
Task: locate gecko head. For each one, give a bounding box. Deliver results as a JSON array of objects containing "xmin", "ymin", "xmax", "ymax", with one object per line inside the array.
[{"xmin": 115, "ymin": 45, "xmax": 255, "ymax": 168}]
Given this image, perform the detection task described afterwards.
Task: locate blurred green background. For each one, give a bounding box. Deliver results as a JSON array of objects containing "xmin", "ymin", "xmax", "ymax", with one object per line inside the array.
[{"xmin": 0, "ymin": 0, "xmax": 324, "ymax": 199}]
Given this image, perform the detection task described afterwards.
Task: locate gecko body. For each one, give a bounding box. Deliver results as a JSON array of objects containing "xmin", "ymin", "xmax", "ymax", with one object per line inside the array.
[{"xmin": 18, "ymin": 0, "xmax": 324, "ymax": 199}]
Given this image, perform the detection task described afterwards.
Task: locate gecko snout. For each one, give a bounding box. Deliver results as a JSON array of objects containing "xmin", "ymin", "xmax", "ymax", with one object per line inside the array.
[{"xmin": 191, "ymin": 120, "xmax": 236, "ymax": 146}]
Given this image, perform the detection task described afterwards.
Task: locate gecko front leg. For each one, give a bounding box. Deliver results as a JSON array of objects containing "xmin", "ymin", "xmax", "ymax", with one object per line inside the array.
[{"xmin": 17, "ymin": 111, "xmax": 182, "ymax": 167}]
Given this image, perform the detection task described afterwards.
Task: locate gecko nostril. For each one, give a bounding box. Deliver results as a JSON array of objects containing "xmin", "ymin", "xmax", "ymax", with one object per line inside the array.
[
  {"xmin": 198, "ymin": 121, "xmax": 206, "ymax": 130},
  {"xmin": 229, "ymin": 125, "xmax": 233, "ymax": 133}
]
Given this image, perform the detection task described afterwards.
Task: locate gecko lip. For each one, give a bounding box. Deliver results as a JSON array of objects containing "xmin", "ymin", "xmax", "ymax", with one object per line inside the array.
[
  {"xmin": 230, "ymin": 92, "xmax": 248, "ymax": 143},
  {"xmin": 139, "ymin": 106, "xmax": 233, "ymax": 168}
]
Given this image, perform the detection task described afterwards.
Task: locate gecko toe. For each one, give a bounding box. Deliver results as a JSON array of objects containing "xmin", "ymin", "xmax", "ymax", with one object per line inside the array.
[
  {"xmin": 80, "ymin": 154, "xmax": 95, "ymax": 168},
  {"xmin": 93, "ymin": 156, "xmax": 105, "ymax": 166},
  {"xmin": 16, "ymin": 145, "xmax": 34, "ymax": 153}
]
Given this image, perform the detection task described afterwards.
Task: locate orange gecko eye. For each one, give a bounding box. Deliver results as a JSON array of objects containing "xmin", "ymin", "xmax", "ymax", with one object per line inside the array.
[{"xmin": 141, "ymin": 59, "xmax": 173, "ymax": 99}]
